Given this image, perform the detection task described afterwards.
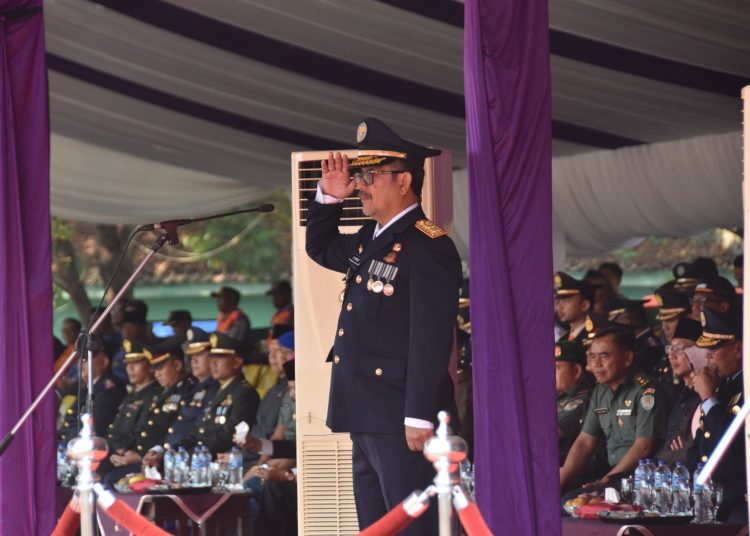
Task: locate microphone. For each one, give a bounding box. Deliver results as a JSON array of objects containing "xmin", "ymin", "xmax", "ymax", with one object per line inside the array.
[{"xmin": 137, "ymin": 203, "xmax": 275, "ymax": 244}]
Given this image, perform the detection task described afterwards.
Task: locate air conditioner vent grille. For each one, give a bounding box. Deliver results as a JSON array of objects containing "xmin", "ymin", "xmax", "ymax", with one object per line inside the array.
[{"xmin": 297, "ymin": 159, "xmax": 369, "ymax": 227}]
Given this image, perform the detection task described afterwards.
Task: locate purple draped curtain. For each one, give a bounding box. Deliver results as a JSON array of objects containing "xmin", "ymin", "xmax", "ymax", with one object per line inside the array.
[
  {"xmin": 464, "ymin": 0, "xmax": 559, "ymax": 534},
  {"xmin": 0, "ymin": 2, "xmax": 54, "ymax": 534}
]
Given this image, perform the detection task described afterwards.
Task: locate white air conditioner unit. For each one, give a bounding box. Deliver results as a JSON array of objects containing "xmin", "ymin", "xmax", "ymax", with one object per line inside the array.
[{"xmin": 292, "ymin": 148, "xmax": 453, "ymax": 535}]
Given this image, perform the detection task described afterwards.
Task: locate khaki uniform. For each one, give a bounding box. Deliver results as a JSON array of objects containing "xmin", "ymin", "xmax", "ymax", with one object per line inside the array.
[{"xmin": 582, "ymin": 370, "xmax": 667, "ymax": 467}]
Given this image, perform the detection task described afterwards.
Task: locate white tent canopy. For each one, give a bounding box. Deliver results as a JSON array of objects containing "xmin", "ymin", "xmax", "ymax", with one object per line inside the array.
[{"xmin": 45, "ymin": 0, "xmax": 750, "ymax": 258}]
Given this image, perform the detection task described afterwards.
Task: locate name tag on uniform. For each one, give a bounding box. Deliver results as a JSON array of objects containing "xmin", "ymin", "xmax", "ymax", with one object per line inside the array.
[
  {"xmin": 594, "ymin": 408, "xmax": 608, "ymax": 415},
  {"xmin": 348, "ymin": 255, "xmax": 361, "ymax": 269},
  {"xmin": 616, "ymin": 409, "xmax": 632, "ymax": 416}
]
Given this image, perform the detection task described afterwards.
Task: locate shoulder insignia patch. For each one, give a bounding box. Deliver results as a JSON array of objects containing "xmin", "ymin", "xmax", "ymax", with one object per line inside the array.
[
  {"xmin": 728, "ymin": 393, "xmax": 742, "ymax": 407},
  {"xmin": 563, "ymin": 399, "xmax": 584, "ymax": 412},
  {"xmin": 415, "ymin": 219, "xmax": 447, "ymax": 239},
  {"xmin": 640, "ymin": 393, "xmax": 655, "ymax": 411}
]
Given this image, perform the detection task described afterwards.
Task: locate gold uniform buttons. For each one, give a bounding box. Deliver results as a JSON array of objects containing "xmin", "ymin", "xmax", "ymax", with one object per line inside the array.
[
  {"xmin": 356, "ymin": 275, "xmax": 363, "ymax": 284},
  {"xmin": 141, "ymin": 432, "xmax": 147, "ymax": 437},
  {"xmin": 338, "ymin": 328, "xmax": 345, "ymax": 336},
  {"xmin": 704, "ymin": 431, "xmax": 711, "ymax": 439},
  {"xmin": 126, "ymin": 412, "xmax": 132, "ymax": 418},
  {"xmin": 701, "ymin": 455, "xmax": 708, "ymax": 462},
  {"xmin": 346, "ymin": 303, "xmax": 353, "ymax": 311},
  {"xmin": 154, "ymin": 409, "xmax": 160, "ymax": 414},
  {"xmin": 375, "ymin": 368, "xmax": 383, "ymax": 376},
  {"xmin": 137, "ymin": 445, "xmax": 144, "ymax": 451},
  {"xmin": 168, "ymin": 427, "xmax": 174, "ymax": 434},
  {"xmin": 334, "ymin": 355, "xmax": 340, "ymax": 364},
  {"xmin": 199, "ymin": 428, "xmax": 205, "ymax": 434},
  {"xmin": 148, "ymin": 420, "xmax": 154, "ymax": 426}
]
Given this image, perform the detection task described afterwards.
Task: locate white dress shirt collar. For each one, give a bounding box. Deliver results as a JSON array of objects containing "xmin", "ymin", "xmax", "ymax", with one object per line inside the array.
[{"xmin": 373, "ymin": 203, "xmax": 419, "ymax": 239}]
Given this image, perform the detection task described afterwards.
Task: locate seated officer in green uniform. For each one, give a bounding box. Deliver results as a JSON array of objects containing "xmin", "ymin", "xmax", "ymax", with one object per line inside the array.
[
  {"xmin": 556, "ymin": 339, "xmax": 591, "ymax": 466},
  {"xmin": 688, "ymin": 307, "xmax": 746, "ymax": 521},
  {"xmin": 176, "ymin": 333, "xmax": 261, "ymax": 456},
  {"xmin": 560, "ymin": 326, "xmax": 668, "ymax": 493}
]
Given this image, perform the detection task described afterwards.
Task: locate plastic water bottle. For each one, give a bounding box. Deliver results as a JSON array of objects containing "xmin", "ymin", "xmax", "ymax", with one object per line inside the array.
[
  {"xmin": 633, "ymin": 459, "xmax": 648, "ymax": 506},
  {"xmin": 175, "ymin": 446, "xmax": 190, "ymax": 485},
  {"xmin": 641, "ymin": 459, "xmax": 656, "ymax": 512},
  {"xmin": 671, "ymin": 462, "xmax": 691, "ymax": 514},
  {"xmin": 163, "ymin": 448, "xmax": 176, "ymax": 483},
  {"xmin": 654, "ymin": 460, "xmax": 672, "ymax": 514},
  {"xmin": 693, "ymin": 463, "xmax": 711, "ymax": 522},
  {"xmin": 190, "ymin": 447, "xmax": 202, "ymax": 485},
  {"xmin": 228, "ymin": 447, "xmax": 243, "ymax": 488},
  {"xmin": 197, "ymin": 446, "xmax": 210, "ymax": 486},
  {"xmin": 56, "ymin": 443, "xmax": 68, "ymax": 482}
]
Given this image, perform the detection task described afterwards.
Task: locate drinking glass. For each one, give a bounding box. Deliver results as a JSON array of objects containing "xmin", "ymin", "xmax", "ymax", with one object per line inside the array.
[
  {"xmin": 620, "ymin": 477, "xmax": 634, "ymax": 504},
  {"xmin": 711, "ymin": 483, "xmax": 724, "ymax": 523}
]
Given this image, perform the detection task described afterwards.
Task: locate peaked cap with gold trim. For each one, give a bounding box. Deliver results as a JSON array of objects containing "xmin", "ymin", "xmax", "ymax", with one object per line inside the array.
[
  {"xmin": 122, "ymin": 338, "xmax": 151, "ymax": 363},
  {"xmin": 654, "ymin": 287, "xmax": 690, "ymax": 321},
  {"xmin": 697, "ymin": 307, "xmax": 742, "ymax": 348},
  {"xmin": 554, "ymin": 271, "xmax": 597, "ymax": 303},
  {"xmin": 347, "ymin": 118, "xmax": 441, "ymax": 170},
  {"xmin": 209, "ymin": 332, "xmax": 244, "ymax": 357},
  {"xmin": 147, "ymin": 335, "xmax": 185, "ymax": 368},
  {"xmin": 185, "ymin": 327, "xmax": 211, "ymax": 356},
  {"xmin": 555, "ymin": 339, "xmax": 586, "ymax": 365}
]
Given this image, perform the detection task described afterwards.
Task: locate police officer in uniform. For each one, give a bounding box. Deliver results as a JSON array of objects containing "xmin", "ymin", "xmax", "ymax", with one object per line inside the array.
[
  {"xmin": 143, "ymin": 329, "xmax": 220, "ymax": 469},
  {"xmin": 58, "ymin": 334, "xmax": 125, "ymax": 443},
  {"xmin": 305, "ymin": 118, "xmax": 462, "ymax": 535},
  {"xmin": 652, "ymin": 287, "xmax": 692, "ymax": 382},
  {"xmin": 607, "ymin": 297, "xmax": 665, "ymax": 376},
  {"xmin": 560, "ymin": 327, "xmax": 668, "ymax": 493},
  {"xmin": 688, "ymin": 307, "xmax": 746, "ymax": 521},
  {"xmin": 177, "ymin": 333, "xmax": 260, "ymax": 455},
  {"xmin": 103, "ymin": 336, "xmax": 196, "ymax": 484},
  {"xmin": 554, "ymin": 272, "xmax": 598, "ymax": 344},
  {"xmin": 98, "ymin": 339, "xmax": 161, "ymax": 479}
]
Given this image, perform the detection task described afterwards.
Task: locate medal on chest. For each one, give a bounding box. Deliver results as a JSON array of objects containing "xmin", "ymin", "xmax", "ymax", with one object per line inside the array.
[{"xmin": 367, "ymin": 259, "xmax": 399, "ymax": 296}]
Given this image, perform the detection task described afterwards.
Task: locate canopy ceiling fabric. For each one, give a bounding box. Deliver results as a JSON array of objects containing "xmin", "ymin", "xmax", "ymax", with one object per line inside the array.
[{"xmin": 44, "ymin": 0, "xmax": 750, "ymax": 254}]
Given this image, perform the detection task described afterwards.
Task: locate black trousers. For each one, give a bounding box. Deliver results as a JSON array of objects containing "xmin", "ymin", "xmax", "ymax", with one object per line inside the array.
[
  {"xmin": 256, "ymin": 481, "xmax": 297, "ymax": 536},
  {"xmin": 351, "ymin": 433, "xmax": 437, "ymax": 536}
]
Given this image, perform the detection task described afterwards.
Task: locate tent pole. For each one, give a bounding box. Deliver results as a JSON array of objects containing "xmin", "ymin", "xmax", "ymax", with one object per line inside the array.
[{"xmin": 742, "ymin": 85, "xmax": 749, "ymax": 527}]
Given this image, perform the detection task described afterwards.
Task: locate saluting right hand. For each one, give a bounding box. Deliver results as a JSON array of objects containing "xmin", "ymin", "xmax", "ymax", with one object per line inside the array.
[{"xmin": 320, "ymin": 151, "xmax": 355, "ymax": 200}]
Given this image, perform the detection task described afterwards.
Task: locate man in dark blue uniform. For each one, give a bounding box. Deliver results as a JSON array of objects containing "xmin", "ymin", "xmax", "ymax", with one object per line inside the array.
[
  {"xmin": 689, "ymin": 307, "xmax": 746, "ymax": 521},
  {"xmin": 305, "ymin": 118, "xmax": 462, "ymax": 534},
  {"xmin": 554, "ymin": 272, "xmax": 597, "ymax": 345}
]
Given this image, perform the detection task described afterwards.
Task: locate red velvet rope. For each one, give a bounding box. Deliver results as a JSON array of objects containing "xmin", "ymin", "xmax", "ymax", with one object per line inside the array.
[
  {"xmin": 100, "ymin": 498, "xmax": 172, "ymax": 536},
  {"xmin": 51, "ymin": 501, "xmax": 80, "ymax": 536},
  {"xmin": 358, "ymin": 499, "xmax": 420, "ymax": 536},
  {"xmin": 457, "ymin": 502, "xmax": 493, "ymax": 536}
]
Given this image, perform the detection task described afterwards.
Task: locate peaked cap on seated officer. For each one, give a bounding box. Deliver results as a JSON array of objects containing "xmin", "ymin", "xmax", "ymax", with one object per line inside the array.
[
  {"xmin": 147, "ymin": 334, "xmax": 185, "ymax": 368},
  {"xmin": 122, "ymin": 338, "xmax": 151, "ymax": 363},
  {"xmin": 209, "ymin": 332, "xmax": 244, "ymax": 357},
  {"xmin": 655, "ymin": 287, "xmax": 690, "ymax": 321},
  {"xmin": 697, "ymin": 307, "xmax": 742, "ymax": 348},
  {"xmin": 553, "ymin": 271, "xmax": 597, "ymax": 304},
  {"xmin": 347, "ymin": 118, "xmax": 441, "ymax": 171},
  {"xmin": 185, "ymin": 327, "xmax": 211, "ymax": 356},
  {"xmin": 555, "ymin": 339, "xmax": 586, "ymax": 366}
]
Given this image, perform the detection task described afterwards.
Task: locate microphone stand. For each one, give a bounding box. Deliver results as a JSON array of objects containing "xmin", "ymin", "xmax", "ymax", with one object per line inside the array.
[
  {"xmin": 0, "ymin": 232, "xmax": 169, "ymax": 457},
  {"xmin": 0, "ymin": 202, "xmax": 274, "ymax": 456}
]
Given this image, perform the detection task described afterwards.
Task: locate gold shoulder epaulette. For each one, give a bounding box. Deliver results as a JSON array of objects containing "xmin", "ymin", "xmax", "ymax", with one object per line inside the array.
[
  {"xmin": 635, "ymin": 374, "xmax": 650, "ymax": 387},
  {"xmin": 415, "ymin": 219, "xmax": 447, "ymax": 238}
]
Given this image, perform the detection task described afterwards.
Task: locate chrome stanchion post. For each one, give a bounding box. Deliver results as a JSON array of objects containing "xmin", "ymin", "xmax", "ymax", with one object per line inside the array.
[
  {"xmin": 67, "ymin": 413, "xmax": 108, "ymax": 536},
  {"xmin": 424, "ymin": 411, "xmax": 468, "ymax": 536}
]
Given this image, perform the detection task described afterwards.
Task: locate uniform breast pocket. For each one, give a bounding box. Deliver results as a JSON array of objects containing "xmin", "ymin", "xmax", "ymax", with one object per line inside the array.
[{"xmin": 354, "ymin": 354, "xmax": 407, "ymax": 381}]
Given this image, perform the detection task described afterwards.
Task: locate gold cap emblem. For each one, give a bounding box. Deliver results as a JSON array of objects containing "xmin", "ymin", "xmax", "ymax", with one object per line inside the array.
[
  {"xmin": 356, "ymin": 121, "xmax": 368, "ymax": 143},
  {"xmin": 554, "ymin": 273, "xmax": 562, "ymax": 290},
  {"xmin": 655, "ymin": 294, "xmax": 663, "ymax": 307},
  {"xmin": 554, "ymin": 345, "xmax": 561, "ymax": 358},
  {"xmin": 123, "ymin": 339, "xmax": 132, "ymax": 353},
  {"xmin": 700, "ymin": 311, "xmax": 707, "ymax": 327},
  {"xmin": 187, "ymin": 329, "xmax": 195, "ymax": 341},
  {"xmin": 210, "ymin": 333, "xmax": 219, "ymax": 348}
]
